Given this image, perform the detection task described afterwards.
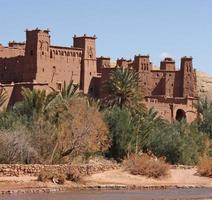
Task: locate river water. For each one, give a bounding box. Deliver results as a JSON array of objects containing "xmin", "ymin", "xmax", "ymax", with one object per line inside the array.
[{"xmin": 2, "ymin": 188, "xmax": 212, "ymax": 200}]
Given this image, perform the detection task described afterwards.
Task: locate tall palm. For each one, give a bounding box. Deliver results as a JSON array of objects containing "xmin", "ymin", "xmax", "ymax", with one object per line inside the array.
[
  {"xmin": 0, "ymin": 88, "xmax": 7, "ymax": 107},
  {"xmin": 14, "ymin": 88, "xmax": 57, "ymax": 120},
  {"xmin": 133, "ymin": 107, "xmax": 166, "ymax": 153},
  {"xmin": 53, "ymin": 81, "xmax": 79, "ymax": 106},
  {"xmin": 103, "ymin": 68, "xmax": 144, "ymax": 110}
]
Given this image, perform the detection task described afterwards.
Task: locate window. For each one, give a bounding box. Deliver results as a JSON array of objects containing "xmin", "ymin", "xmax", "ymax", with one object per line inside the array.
[
  {"xmin": 42, "ymin": 68, "xmax": 44, "ymax": 72},
  {"xmin": 42, "ymin": 51, "xmax": 44, "ymax": 55},
  {"xmin": 50, "ymin": 50, "xmax": 53, "ymax": 58},
  {"xmin": 56, "ymin": 83, "xmax": 62, "ymax": 91},
  {"xmin": 52, "ymin": 66, "xmax": 56, "ymax": 73},
  {"xmin": 30, "ymin": 50, "xmax": 33, "ymax": 56}
]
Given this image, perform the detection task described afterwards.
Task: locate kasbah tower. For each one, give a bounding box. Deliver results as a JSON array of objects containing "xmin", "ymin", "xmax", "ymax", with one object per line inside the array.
[{"xmin": 0, "ymin": 29, "xmax": 198, "ymax": 122}]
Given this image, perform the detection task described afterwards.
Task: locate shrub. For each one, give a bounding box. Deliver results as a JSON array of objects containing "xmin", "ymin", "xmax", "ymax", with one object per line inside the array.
[
  {"xmin": 37, "ymin": 169, "xmax": 66, "ymax": 184},
  {"xmin": 66, "ymin": 167, "xmax": 81, "ymax": 182},
  {"xmin": 123, "ymin": 154, "xmax": 170, "ymax": 178},
  {"xmin": 197, "ymin": 157, "xmax": 212, "ymax": 177},
  {"xmin": 146, "ymin": 121, "xmax": 208, "ymax": 165},
  {"xmin": 104, "ymin": 107, "xmax": 134, "ymax": 160},
  {"xmin": 0, "ymin": 129, "xmax": 38, "ymax": 164}
]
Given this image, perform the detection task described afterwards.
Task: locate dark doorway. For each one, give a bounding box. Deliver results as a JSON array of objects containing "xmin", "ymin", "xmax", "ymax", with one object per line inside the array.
[{"xmin": 175, "ymin": 109, "xmax": 186, "ymax": 121}]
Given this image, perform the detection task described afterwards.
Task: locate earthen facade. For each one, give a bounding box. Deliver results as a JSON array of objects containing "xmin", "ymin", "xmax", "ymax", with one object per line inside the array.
[{"xmin": 0, "ymin": 29, "xmax": 198, "ymax": 122}]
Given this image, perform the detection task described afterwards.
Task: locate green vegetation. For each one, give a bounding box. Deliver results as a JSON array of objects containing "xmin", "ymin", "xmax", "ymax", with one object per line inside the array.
[{"xmin": 0, "ymin": 68, "xmax": 211, "ymax": 166}]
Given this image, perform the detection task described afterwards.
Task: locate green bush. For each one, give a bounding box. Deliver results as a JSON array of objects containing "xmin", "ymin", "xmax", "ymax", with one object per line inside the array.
[
  {"xmin": 146, "ymin": 121, "xmax": 208, "ymax": 165},
  {"xmin": 104, "ymin": 107, "xmax": 134, "ymax": 160}
]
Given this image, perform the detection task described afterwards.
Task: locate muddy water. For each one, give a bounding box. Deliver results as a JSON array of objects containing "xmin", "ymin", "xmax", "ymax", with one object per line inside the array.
[{"xmin": 2, "ymin": 188, "xmax": 212, "ymax": 200}]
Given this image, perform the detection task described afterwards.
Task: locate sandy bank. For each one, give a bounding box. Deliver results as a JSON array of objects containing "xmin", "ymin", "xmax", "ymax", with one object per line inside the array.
[{"xmin": 0, "ymin": 167, "xmax": 211, "ymax": 195}]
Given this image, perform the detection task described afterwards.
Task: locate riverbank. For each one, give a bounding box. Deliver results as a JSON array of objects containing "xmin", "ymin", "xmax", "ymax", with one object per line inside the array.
[{"xmin": 0, "ymin": 166, "xmax": 211, "ymax": 195}]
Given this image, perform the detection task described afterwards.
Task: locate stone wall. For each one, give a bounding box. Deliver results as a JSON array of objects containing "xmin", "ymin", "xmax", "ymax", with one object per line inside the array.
[{"xmin": 0, "ymin": 163, "xmax": 119, "ymax": 177}]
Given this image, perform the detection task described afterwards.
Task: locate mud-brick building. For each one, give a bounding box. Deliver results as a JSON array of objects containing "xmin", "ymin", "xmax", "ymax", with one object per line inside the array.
[{"xmin": 0, "ymin": 29, "xmax": 198, "ymax": 122}]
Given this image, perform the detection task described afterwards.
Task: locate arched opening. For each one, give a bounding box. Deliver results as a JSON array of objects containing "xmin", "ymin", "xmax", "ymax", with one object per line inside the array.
[{"xmin": 175, "ymin": 109, "xmax": 186, "ymax": 121}]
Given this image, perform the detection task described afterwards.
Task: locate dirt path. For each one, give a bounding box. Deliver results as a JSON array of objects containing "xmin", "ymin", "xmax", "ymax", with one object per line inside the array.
[
  {"xmin": 83, "ymin": 168, "xmax": 212, "ymax": 188},
  {"xmin": 0, "ymin": 168, "xmax": 211, "ymax": 192}
]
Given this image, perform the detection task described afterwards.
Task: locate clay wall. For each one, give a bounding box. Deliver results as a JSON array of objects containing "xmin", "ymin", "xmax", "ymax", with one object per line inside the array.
[
  {"xmin": 97, "ymin": 57, "xmax": 110, "ymax": 73},
  {"xmin": 0, "ymin": 163, "xmax": 119, "ymax": 177},
  {"xmin": 145, "ymin": 98, "xmax": 197, "ymax": 123},
  {"xmin": 36, "ymin": 46, "xmax": 83, "ymax": 90}
]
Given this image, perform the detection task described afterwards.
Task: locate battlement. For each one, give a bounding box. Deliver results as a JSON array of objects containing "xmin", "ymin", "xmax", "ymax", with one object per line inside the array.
[
  {"xmin": 26, "ymin": 28, "xmax": 50, "ymax": 34},
  {"xmin": 160, "ymin": 57, "xmax": 176, "ymax": 71},
  {"xmin": 73, "ymin": 34, "xmax": 97, "ymax": 40}
]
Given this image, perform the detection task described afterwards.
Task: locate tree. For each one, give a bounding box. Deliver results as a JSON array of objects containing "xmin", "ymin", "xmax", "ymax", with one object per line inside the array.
[
  {"xmin": 146, "ymin": 120, "xmax": 208, "ymax": 165},
  {"xmin": 0, "ymin": 88, "xmax": 7, "ymax": 107},
  {"xmin": 103, "ymin": 68, "xmax": 144, "ymax": 111},
  {"xmin": 0, "ymin": 128, "xmax": 38, "ymax": 164},
  {"xmin": 13, "ymin": 88, "xmax": 57, "ymax": 121},
  {"xmin": 51, "ymin": 97, "xmax": 110, "ymax": 163},
  {"xmin": 53, "ymin": 81, "xmax": 79, "ymax": 106},
  {"xmin": 133, "ymin": 107, "xmax": 166, "ymax": 154},
  {"xmin": 197, "ymin": 97, "xmax": 212, "ymax": 139},
  {"xmin": 104, "ymin": 106, "xmax": 134, "ymax": 160}
]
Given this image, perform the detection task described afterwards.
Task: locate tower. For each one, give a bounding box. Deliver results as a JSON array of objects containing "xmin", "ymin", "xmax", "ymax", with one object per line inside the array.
[
  {"xmin": 180, "ymin": 56, "xmax": 196, "ymax": 97},
  {"xmin": 133, "ymin": 55, "xmax": 152, "ymax": 96},
  {"xmin": 73, "ymin": 34, "xmax": 97, "ymax": 94},
  {"xmin": 160, "ymin": 57, "xmax": 175, "ymax": 71},
  {"xmin": 160, "ymin": 58, "xmax": 176, "ymax": 97},
  {"xmin": 25, "ymin": 29, "xmax": 50, "ymax": 82}
]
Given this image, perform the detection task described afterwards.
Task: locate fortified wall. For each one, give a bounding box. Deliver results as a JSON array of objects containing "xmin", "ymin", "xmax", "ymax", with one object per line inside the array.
[{"xmin": 0, "ymin": 29, "xmax": 198, "ymax": 122}]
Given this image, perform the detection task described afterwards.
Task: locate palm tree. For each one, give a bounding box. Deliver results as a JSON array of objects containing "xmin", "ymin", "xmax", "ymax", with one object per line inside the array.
[
  {"xmin": 0, "ymin": 88, "xmax": 7, "ymax": 107},
  {"xmin": 14, "ymin": 87, "xmax": 57, "ymax": 120},
  {"xmin": 57, "ymin": 81, "xmax": 79, "ymax": 103},
  {"xmin": 133, "ymin": 107, "xmax": 166, "ymax": 153},
  {"xmin": 103, "ymin": 68, "xmax": 144, "ymax": 110},
  {"xmin": 50, "ymin": 81, "xmax": 79, "ymax": 111}
]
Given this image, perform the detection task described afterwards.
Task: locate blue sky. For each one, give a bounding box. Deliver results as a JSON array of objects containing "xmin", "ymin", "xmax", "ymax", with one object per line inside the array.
[{"xmin": 0, "ymin": 0, "xmax": 212, "ymax": 74}]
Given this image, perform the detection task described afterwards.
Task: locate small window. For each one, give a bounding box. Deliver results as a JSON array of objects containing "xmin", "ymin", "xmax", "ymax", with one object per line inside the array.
[
  {"xmin": 90, "ymin": 72, "xmax": 92, "ymax": 76},
  {"xmin": 30, "ymin": 50, "xmax": 33, "ymax": 56},
  {"xmin": 42, "ymin": 68, "xmax": 44, "ymax": 72},
  {"xmin": 50, "ymin": 50, "xmax": 53, "ymax": 58},
  {"xmin": 42, "ymin": 51, "xmax": 44, "ymax": 55},
  {"xmin": 144, "ymin": 82, "xmax": 146, "ymax": 85},
  {"xmin": 56, "ymin": 83, "xmax": 62, "ymax": 91},
  {"xmin": 169, "ymin": 74, "xmax": 172, "ymax": 77},
  {"xmin": 53, "ymin": 66, "xmax": 56, "ymax": 73}
]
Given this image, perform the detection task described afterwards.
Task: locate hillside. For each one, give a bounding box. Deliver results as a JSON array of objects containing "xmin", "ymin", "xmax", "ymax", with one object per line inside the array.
[{"xmin": 197, "ymin": 71, "xmax": 212, "ymax": 100}]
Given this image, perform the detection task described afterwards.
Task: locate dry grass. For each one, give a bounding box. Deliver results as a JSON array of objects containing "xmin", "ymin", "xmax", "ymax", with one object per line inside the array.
[
  {"xmin": 37, "ymin": 167, "xmax": 83, "ymax": 184},
  {"xmin": 123, "ymin": 154, "xmax": 170, "ymax": 179},
  {"xmin": 37, "ymin": 169, "xmax": 66, "ymax": 184},
  {"xmin": 197, "ymin": 157, "xmax": 212, "ymax": 178},
  {"xmin": 66, "ymin": 167, "xmax": 81, "ymax": 182}
]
